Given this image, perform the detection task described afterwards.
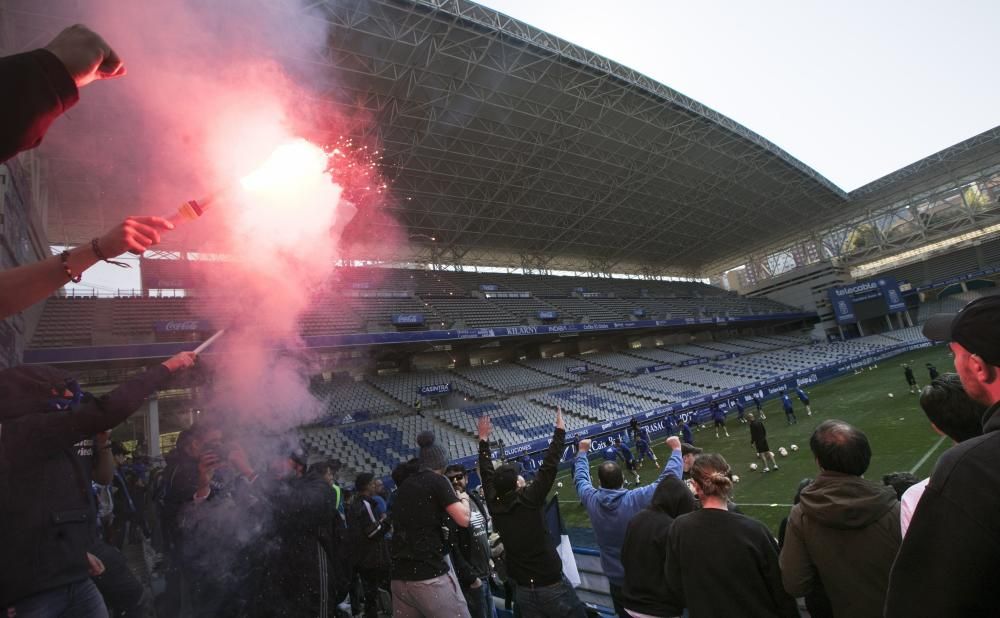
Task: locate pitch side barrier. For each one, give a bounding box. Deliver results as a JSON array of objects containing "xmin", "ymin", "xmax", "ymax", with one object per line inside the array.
[
  {"xmin": 448, "ymin": 339, "xmax": 936, "ymax": 472},
  {"xmin": 21, "ymin": 312, "xmax": 814, "ymax": 364}
]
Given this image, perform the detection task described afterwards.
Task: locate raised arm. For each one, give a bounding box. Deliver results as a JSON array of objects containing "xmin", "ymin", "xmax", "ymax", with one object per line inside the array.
[
  {"xmin": 0, "ymin": 352, "xmax": 196, "ymax": 470},
  {"xmin": 630, "ymin": 436, "xmax": 682, "ymax": 504},
  {"xmin": 477, "ymin": 415, "xmax": 497, "ymax": 502},
  {"xmin": 574, "ymin": 438, "xmax": 597, "ymax": 505},
  {"xmin": 522, "ymin": 407, "xmax": 565, "ymax": 506}
]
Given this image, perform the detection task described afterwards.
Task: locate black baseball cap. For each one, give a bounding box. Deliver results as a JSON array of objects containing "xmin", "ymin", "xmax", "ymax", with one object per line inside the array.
[{"xmin": 923, "ymin": 296, "xmax": 1000, "ymax": 366}]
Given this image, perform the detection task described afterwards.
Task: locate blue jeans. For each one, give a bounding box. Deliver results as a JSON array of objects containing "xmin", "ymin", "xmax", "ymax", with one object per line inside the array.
[
  {"xmin": 4, "ymin": 579, "xmax": 109, "ymax": 618},
  {"xmin": 514, "ymin": 577, "xmax": 587, "ymax": 618},
  {"xmin": 463, "ymin": 578, "xmax": 498, "ymax": 618}
]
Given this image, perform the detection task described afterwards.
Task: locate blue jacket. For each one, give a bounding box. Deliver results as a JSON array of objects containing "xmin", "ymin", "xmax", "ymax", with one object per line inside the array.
[
  {"xmin": 574, "ymin": 447, "xmax": 683, "ymax": 586},
  {"xmin": 782, "ymin": 394, "xmax": 794, "ymax": 411}
]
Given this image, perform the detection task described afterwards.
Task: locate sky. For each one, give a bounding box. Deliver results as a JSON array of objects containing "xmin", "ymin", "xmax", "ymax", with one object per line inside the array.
[{"xmin": 475, "ymin": 0, "xmax": 1000, "ymax": 191}]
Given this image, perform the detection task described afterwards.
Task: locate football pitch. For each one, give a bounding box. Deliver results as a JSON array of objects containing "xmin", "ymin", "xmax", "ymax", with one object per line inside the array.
[{"xmin": 551, "ymin": 344, "xmax": 955, "ymax": 536}]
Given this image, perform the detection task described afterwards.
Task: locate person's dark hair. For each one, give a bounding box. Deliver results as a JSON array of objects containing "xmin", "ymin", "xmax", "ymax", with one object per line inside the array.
[
  {"xmin": 919, "ymin": 373, "xmax": 986, "ymax": 443},
  {"xmin": 690, "ymin": 453, "xmax": 734, "ymax": 499},
  {"xmin": 649, "ymin": 476, "xmax": 697, "ymax": 517},
  {"xmin": 614, "ymin": 438, "xmax": 622, "ymax": 444},
  {"xmin": 597, "ymin": 461, "xmax": 624, "ymax": 489},
  {"xmin": 882, "ymin": 471, "xmax": 920, "ymax": 500},
  {"xmin": 391, "ymin": 458, "xmax": 421, "ymax": 487},
  {"xmin": 444, "ymin": 464, "xmax": 466, "ymax": 475},
  {"xmin": 793, "ymin": 478, "xmax": 812, "ymax": 505},
  {"xmin": 809, "ymin": 420, "xmax": 871, "ymax": 476}
]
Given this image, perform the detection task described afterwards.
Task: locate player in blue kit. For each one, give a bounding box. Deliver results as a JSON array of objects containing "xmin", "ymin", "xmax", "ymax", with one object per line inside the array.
[
  {"xmin": 634, "ymin": 428, "xmax": 659, "ymax": 469},
  {"xmin": 614, "ymin": 438, "xmax": 641, "ymax": 486},
  {"xmin": 751, "ymin": 393, "xmax": 767, "ymax": 420},
  {"xmin": 794, "ymin": 386, "xmax": 813, "ymax": 416},
  {"xmin": 681, "ymin": 418, "xmax": 695, "ymax": 445},
  {"xmin": 781, "ymin": 390, "xmax": 797, "ymax": 425},
  {"xmin": 732, "ymin": 397, "xmax": 746, "ymax": 424},
  {"xmin": 711, "ymin": 403, "xmax": 729, "ymax": 438}
]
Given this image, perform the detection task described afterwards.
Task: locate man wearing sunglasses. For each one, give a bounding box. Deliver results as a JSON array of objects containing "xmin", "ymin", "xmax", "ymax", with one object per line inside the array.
[{"xmin": 446, "ymin": 464, "xmax": 496, "ymax": 618}]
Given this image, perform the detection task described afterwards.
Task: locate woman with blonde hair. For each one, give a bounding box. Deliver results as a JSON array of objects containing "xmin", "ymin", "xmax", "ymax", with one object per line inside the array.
[{"xmin": 664, "ymin": 453, "xmax": 798, "ymax": 618}]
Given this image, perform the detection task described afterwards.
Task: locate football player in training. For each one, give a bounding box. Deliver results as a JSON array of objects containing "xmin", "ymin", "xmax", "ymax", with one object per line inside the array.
[
  {"xmin": 904, "ymin": 364, "xmax": 918, "ymax": 394},
  {"xmin": 710, "ymin": 402, "xmax": 729, "ymax": 438},
  {"xmin": 732, "ymin": 397, "xmax": 746, "ymax": 424},
  {"xmin": 614, "ymin": 437, "xmax": 641, "ymax": 486},
  {"xmin": 747, "ymin": 413, "xmax": 779, "ymax": 473},
  {"xmin": 751, "ymin": 393, "xmax": 767, "ymax": 420},
  {"xmin": 794, "ymin": 386, "xmax": 813, "ymax": 416},
  {"xmin": 634, "ymin": 426, "xmax": 659, "ymax": 469},
  {"xmin": 681, "ymin": 418, "xmax": 695, "ymax": 445},
  {"xmin": 780, "ymin": 390, "xmax": 797, "ymax": 425}
]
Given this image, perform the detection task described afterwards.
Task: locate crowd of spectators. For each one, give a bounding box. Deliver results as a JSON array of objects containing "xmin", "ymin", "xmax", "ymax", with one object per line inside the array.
[{"xmin": 5, "ymin": 22, "xmax": 1000, "ymax": 618}]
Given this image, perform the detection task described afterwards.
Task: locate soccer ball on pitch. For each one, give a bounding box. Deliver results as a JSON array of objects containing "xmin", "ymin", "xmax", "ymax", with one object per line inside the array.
[
  {"xmin": 888, "ymin": 393, "xmax": 895, "ymax": 398},
  {"xmin": 790, "ymin": 444, "xmax": 799, "ymax": 452},
  {"xmin": 749, "ymin": 463, "xmax": 759, "ymax": 471},
  {"xmin": 778, "ymin": 447, "xmax": 788, "ymax": 457},
  {"xmin": 557, "ymin": 481, "xmax": 563, "ymax": 488},
  {"xmin": 732, "ymin": 474, "xmax": 741, "ymax": 483}
]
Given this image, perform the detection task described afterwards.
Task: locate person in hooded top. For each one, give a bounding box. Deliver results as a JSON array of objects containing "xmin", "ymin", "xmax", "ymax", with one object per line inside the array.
[
  {"xmin": 619, "ymin": 476, "xmax": 697, "ymax": 618},
  {"xmin": 574, "ymin": 435, "xmax": 683, "ymax": 617},
  {"xmin": 779, "ymin": 420, "xmax": 900, "ymax": 618}
]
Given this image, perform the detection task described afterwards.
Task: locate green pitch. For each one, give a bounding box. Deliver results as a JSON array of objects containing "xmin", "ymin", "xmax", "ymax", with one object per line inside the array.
[{"xmin": 551, "ymin": 344, "xmax": 955, "ymax": 536}]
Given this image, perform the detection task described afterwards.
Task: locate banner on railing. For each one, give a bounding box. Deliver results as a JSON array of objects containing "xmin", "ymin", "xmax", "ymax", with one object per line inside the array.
[
  {"xmin": 484, "ymin": 291, "xmax": 530, "ymax": 299},
  {"xmin": 479, "ymin": 284, "xmax": 499, "ymax": 292},
  {"xmin": 538, "ymin": 310, "xmax": 559, "ymax": 320},
  {"xmin": 418, "ymin": 383, "xmax": 452, "ymax": 396},
  {"xmin": 566, "ymin": 365, "xmax": 589, "ymax": 374},
  {"xmin": 392, "ymin": 313, "xmax": 424, "ymax": 325}
]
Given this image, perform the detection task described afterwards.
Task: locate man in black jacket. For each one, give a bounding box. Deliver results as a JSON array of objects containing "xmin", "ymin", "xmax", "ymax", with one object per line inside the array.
[
  {"xmin": 886, "ymin": 296, "xmax": 1000, "ymax": 616},
  {"xmin": 478, "ymin": 407, "xmax": 587, "ymax": 618},
  {"xmin": 0, "ymin": 350, "xmax": 196, "ymax": 616},
  {"xmin": 347, "ymin": 472, "xmax": 391, "ymax": 618},
  {"xmin": 446, "ymin": 464, "xmax": 495, "ymax": 618}
]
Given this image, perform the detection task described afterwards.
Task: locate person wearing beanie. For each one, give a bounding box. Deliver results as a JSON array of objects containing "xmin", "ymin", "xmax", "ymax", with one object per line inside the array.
[
  {"xmin": 479, "ymin": 407, "xmax": 588, "ymax": 617},
  {"xmin": 417, "ymin": 430, "xmax": 449, "ymax": 471},
  {"xmin": 390, "ymin": 431, "xmax": 471, "ymax": 617},
  {"xmin": 348, "ymin": 472, "xmax": 391, "ymax": 618}
]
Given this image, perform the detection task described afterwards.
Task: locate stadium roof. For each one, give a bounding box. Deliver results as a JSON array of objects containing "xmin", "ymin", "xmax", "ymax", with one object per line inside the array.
[{"xmin": 5, "ymin": 0, "xmax": 999, "ymax": 276}]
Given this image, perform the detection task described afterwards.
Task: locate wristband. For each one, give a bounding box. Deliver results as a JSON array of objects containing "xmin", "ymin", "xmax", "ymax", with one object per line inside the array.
[
  {"xmin": 60, "ymin": 250, "xmax": 81, "ymax": 283},
  {"xmin": 91, "ymin": 238, "xmax": 130, "ymax": 268}
]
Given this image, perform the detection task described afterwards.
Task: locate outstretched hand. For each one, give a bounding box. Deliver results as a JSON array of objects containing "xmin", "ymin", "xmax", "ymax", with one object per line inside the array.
[
  {"xmin": 665, "ymin": 436, "xmax": 682, "ymax": 451},
  {"xmin": 578, "ymin": 439, "xmax": 592, "ymax": 453},
  {"xmin": 97, "ymin": 216, "xmax": 175, "ymax": 257},
  {"xmin": 45, "ymin": 25, "xmax": 126, "ymax": 88},
  {"xmin": 478, "ymin": 415, "xmax": 492, "ymax": 441},
  {"xmin": 555, "ymin": 406, "xmax": 564, "ymax": 430}
]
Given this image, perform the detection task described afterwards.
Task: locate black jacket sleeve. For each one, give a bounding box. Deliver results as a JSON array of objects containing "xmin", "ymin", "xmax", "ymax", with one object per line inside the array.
[
  {"xmin": 1, "ymin": 364, "xmax": 170, "ymax": 470},
  {"xmin": 0, "ymin": 49, "xmax": 79, "ymax": 163},
  {"xmin": 478, "ymin": 440, "xmax": 496, "ymax": 504},
  {"xmin": 522, "ymin": 428, "xmax": 564, "ymax": 508}
]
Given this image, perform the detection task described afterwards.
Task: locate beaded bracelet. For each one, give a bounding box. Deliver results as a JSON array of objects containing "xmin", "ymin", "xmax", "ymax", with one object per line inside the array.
[{"xmin": 60, "ymin": 250, "xmax": 81, "ymax": 283}]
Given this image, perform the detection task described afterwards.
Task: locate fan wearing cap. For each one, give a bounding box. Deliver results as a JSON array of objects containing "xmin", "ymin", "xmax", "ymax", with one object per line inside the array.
[
  {"xmin": 478, "ymin": 407, "xmax": 589, "ymax": 617},
  {"xmin": 886, "ymin": 296, "xmax": 1000, "ymax": 616},
  {"xmin": 389, "ymin": 430, "xmax": 472, "ymax": 618}
]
